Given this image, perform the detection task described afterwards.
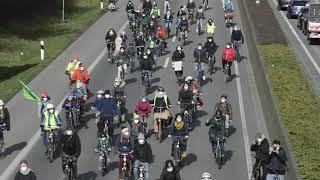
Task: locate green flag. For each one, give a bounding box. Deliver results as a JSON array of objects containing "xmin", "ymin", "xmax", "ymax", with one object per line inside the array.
[{"xmin": 19, "ymin": 80, "xmax": 41, "ymax": 102}]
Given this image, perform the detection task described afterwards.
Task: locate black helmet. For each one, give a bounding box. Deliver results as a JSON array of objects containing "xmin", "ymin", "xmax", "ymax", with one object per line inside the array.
[
  {"xmin": 129, "ymin": 43, "xmax": 134, "ymax": 47},
  {"xmin": 215, "ymin": 110, "xmax": 222, "ymax": 119},
  {"xmin": 208, "ymin": 19, "xmax": 213, "ymax": 23}
]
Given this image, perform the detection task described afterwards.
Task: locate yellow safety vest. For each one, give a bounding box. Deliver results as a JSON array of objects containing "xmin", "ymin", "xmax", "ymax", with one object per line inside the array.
[
  {"xmin": 151, "ymin": 8, "xmax": 160, "ymax": 17},
  {"xmin": 153, "ymin": 95, "xmax": 169, "ymax": 108},
  {"xmin": 207, "ymin": 23, "xmax": 215, "ymax": 33},
  {"xmin": 66, "ymin": 61, "xmax": 81, "ymax": 75},
  {"xmin": 43, "ymin": 111, "xmax": 61, "ymax": 131}
]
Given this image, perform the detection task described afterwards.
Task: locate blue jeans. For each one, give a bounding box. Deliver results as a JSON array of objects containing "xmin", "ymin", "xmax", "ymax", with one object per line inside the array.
[
  {"xmin": 194, "ymin": 62, "xmax": 204, "ymax": 78},
  {"xmin": 232, "ymin": 40, "xmax": 241, "ymax": 58},
  {"xmin": 197, "ymin": 18, "xmax": 203, "ymax": 31},
  {"xmin": 133, "ymin": 160, "xmax": 150, "ymax": 180},
  {"xmin": 266, "ymin": 174, "xmax": 284, "ymax": 180}
]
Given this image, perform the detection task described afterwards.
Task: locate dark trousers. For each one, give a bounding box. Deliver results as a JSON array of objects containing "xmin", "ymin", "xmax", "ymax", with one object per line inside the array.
[
  {"xmin": 0, "ymin": 131, "xmax": 4, "ymax": 146},
  {"xmin": 222, "ymin": 60, "xmax": 233, "ymax": 76},
  {"xmin": 252, "ymin": 159, "xmax": 267, "ymax": 180}
]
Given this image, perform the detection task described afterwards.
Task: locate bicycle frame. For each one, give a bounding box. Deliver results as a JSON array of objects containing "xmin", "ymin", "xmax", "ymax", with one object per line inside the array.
[
  {"xmin": 120, "ymin": 152, "xmax": 132, "ymax": 178},
  {"xmin": 64, "ymin": 156, "xmax": 74, "ymax": 180},
  {"xmin": 138, "ymin": 164, "xmax": 145, "ymax": 180}
]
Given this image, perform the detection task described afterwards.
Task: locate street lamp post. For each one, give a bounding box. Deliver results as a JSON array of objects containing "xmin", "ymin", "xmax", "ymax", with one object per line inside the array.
[{"xmin": 62, "ymin": 0, "xmax": 65, "ymax": 22}]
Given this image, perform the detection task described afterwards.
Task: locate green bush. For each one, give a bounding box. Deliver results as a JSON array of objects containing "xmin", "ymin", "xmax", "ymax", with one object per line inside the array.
[{"xmin": 261, "ymin": 44, "xmax": 320, "ymax": 179}]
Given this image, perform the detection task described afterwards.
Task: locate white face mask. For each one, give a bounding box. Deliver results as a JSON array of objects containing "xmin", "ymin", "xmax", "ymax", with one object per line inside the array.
[
  {"xmin": 198, "ymin": 46, "xmax": 202, "ymax": 50},
  {"xmin": 97, "ymin": 94, "xmax": 102, "ymax": 98},
  {"xmin": 158, "ymin": 91, "xmax": 164, "ymax": 94},
  {"xmin": 138, "ymin": 140, "xmax": 145, "ymax": 144},
  {"xmin": 208, "ymin": 39, "xmax": 212, "ymax": 42},
  {"xmin": 20, "ymin": 166, "xmax": 28, "ymax": 172},
  {"xmin": 142, "ymin": 99, "xmax": 147, "ymax": 102},
  {"xmin": 134, "ymin": 120, "xmax": 139, "ymax": 124},
  {"xmin": 43, "ymin": 98, "xmax": 48, "ymax": 102},
  {"xmin": 123, "ymin": 132, "xmax": 129, "ymax": 136},
  {"xmin": 226, "ymin": 45, "xmax": 231, "ymax": 48},
  {"xmin": 257, "ymin": 138, "xmax": 262, "ymax": 143},
  {"xmin": 167, "ymin": 167, "xmax": 173, "ymax": 172},
  {"xmin": 67, "ymin": 97, "xmax": 72, "ymax": 101},
  {"xmin": 80, "ymin": 67, "xmax": 84, "ymax": 71},
  {"xmin": 176, "ymin": 117, "xmax": 182, "ymax": 122},
  {"xmin": 120, "ymin": 49, "xmax": 124, "ymax": 53},
  {"xmin": 234, "ymin": 27, "xmax": 238, "ymax": 30},
  {"xmin": 49, "ymin": 109, "xmax": 54, "ymax": 114},
  {"xmin": 177, "ymin": 48, "xmax": 181, "ymax": 51},
  {"xmin": 105, "ymin": 94, "xmax": 110, "ymax": 98},
  {"xmin": 221, "ymin": 99, "xmax": 226, "ymax": 103},
  {"xmin": 147, "ymin": 51, "xmax": 151, "ymax": 55},
  {"xmin": 184, "ymin": 86, "xmax": 188, "ymax": 90}
]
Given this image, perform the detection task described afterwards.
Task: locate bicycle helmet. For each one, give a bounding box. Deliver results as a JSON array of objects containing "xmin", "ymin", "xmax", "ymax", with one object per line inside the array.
[
  {"xmin": 185, "ymin": 76, "xmax": 193, "ymax": 82},
  {"xmin": 201, "ymin": 172, "xmax": 213, "ymax": 180},
  {"xmin": 97, "ymin": 90, "xmax": 104, "ymax": 95},
  {"xmin": 158, "ymin": 87, "xmax": 165, "ymax": 92},
  {"xmin": 129, "ymin": 43, "xmax": 134, "ymax": 47},
  {"xmin": 41, "ymin": 92, "xmax": 49, "ymax": 98},
  {"xmin": 0, "ymin": 99, "xmax": 4, "ymax": 106},
  {"xmin": 46, "ymin": 103, "xmax": 54, "ymax": 110}
]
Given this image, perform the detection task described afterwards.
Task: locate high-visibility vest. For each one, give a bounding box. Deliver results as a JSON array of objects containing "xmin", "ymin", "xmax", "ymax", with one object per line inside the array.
[
  {"xmin": 43, "ymin": 111, "xmax": 60, "ymax": 130},
  {"xmin": 207, "ymin": 23, "xmax": 215, "ymax": 33},
  {"xmin": 153, "ymin": 95, "xmax": 169, "ymax": 108}
]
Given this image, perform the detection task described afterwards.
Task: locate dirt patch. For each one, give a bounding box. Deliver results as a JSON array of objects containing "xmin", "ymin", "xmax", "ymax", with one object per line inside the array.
[{"xmin": 244, "ymin": 0, "xmax": 287, "ymax": 44}]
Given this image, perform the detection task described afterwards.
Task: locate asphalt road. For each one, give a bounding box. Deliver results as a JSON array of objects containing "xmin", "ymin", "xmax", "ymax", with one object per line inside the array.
[
  {"xmin": 267, "ymin": 0, "xmax": 320, "ymax": 95},
  {"xmin": 0, "ymin": 0, "xmax": 271, "ymax": 179}
]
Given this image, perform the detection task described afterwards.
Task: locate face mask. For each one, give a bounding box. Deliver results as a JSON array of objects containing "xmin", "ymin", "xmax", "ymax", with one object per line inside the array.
[
  {"xmin": 177, "ymin": 47, "xmax": 181, "ymax": 51},
  {"xmin": 134, "ymin": 120, "xmax": 139, "ymax": 124},
  {"xmin": 68, "ymin": 97, "xmax": 72, "ymax": 101},
  {"xmin": 0, "ymin": 106, "xmax": 3, "ymax": 110},
  {"xmin": 138, "ymin": 140, "xmax": 145, "ymax": 144},
  {"xmin": 105, "ymin": 94, "xmax": 110, "ymax": 98},
  {"xmin": 198, "ymin": 46, "xmax": 202, "ymax": 50},
  {"xmin": 80, "ymin": 67, "xmax": 84, "ymax": 71},
  {"xmin": 167, "ymin": 167, "xmax": 173, "ymax": 172},
  {"xmin": 226, "ymin": 45, "xmax": 230, "ymax": 48},
  {"xmin": 143, "ymin": 55, "xmax": 148, "ymax": 59},
  {"xmin": 208, "ymin": 39, "xmax": 212, "ymax": 42},
  {"xmin": 184, "ymin": 86, "xmax": 188, "ymax": 90},
  {"xmin": 73, "ymin": 59, "xmax": 78, "ymax": 63},
  {"xmin": 158, "ymin": 91, "xmax": 164, "ymax": 94},
  {"xmin": 234, "ymin": 27, "xmax": 238, "ymax": 30},
  {"xmin": 257, "ymin": 138, "xmax": 262, "ymax": 143},
  {"xmin": 123, "ymin": 132, "xmax": 129, "ymax": 136},
  {"xmin": 142, "ymin": 99, "xmax": 147, "ymax": 102},
  {"xmin": 147, "ymin": 51, "xmax": 151, "ymax": 55},
  {"xmin": 120, "ymin": 49, "xmax": 124, "ymax": 53},
  {"xmin": 43, "ymin": 98, "xmax": 48, "ymax": 102},
  {"xmin": 49, "ymin": 109, "xmax": 54, "ymax": 114},
  {"xmin": 97, "ymin": 94, "xmax": 102, "ymax": 98},
  {"xmin": 20, "ymin": 166, "xmax": 28, "ymax": 172},
  {"xmin": 176, "ymin": 117, "xmax": 182, "ymax": 122},
  {"xmin": 221, "ymin": 99, "xmax": 226, "ymax": 103}
]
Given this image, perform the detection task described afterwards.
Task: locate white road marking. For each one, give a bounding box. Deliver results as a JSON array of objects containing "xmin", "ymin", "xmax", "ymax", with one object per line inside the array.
[
  {"xmin": 0, "ymin": 16, "xmax": 130, "ymax": 180},
  {"xmin": 270, "ymin": 0, "xmax": 320, "ymax": 76},
  {"xmin": 163, "ymin": 57, "xmax": 170, "ymax": 68},
  {"xmin": 172, "ymin": 35, "xmax": 176, "ymax": 42}
]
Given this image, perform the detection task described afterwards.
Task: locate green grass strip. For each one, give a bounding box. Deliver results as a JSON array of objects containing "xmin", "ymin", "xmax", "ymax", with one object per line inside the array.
[
  {"xmin": 0, "ymin": 0, "xmax": 101, "ymax": 101},
  {"xmin": 261, "ymin": 44, "xmax": 320, "ymax": 179}
]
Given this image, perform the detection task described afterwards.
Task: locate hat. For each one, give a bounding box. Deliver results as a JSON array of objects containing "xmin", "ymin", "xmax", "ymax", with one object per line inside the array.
[
  {"xmin": 104, "ymin": 89, "xmax": 111, "ymax": 95},
  {"xmin": 122, "ymin": 127, "xmax": 129, "ymax": 133},
  {"xmin": 221, "ymin": 94, "xmax": 228, "ymax": 99},
  {"xmin": 41, "ymin": 92, "xmax": 49, "ymax": 98},
  {"xmin": 138, "ymin": 133, "xmax": 145, "ymax": 140}
]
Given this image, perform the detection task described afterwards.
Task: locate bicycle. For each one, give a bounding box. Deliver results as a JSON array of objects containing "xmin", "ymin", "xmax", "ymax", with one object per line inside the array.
[
  {"xmin": 224, "ymin": 12, "xmax": 234, "ymax": 28},
  {"xmin": 63, "ymin": 155, "xmax": 75, "ymax": 180},
  {"xmin": 208, "ymin": 53, "xmax": 216, "ymax": 74},
  {"xmin": 224, "ymin": 62, "xmax": 231, "ymax": 83},
  {"xmin": 197, "ymin": 18, "xmax": 203, "ymax": 35},
  {"xmin": 214, "ymin": 137, "xmax": 224, "ymax": 169},
  {"xmin": 66, "ymin": 107, "xmax": 80, "ymax": 131},
  {"xmin": 47, "ymin": 129, "xmax": 57, "ymax": 163},
  {"xmin": 179, "ymin": 102, "xmax": 195, "ymax": 130},
  {"xmin": 153, "ymin": 106, "xmax": 170, "ymax": 142},
  {"xmin": 196, "ymin": 63, "xmax": 205, "ymax": 83},
  {"xmin": 98, "ymin": 137, "xmax": 111, "ymax": 176},
  {"xmin": 138, "ymin": 164, "xmax": 145, "ymax": 180},
  {"xmin": 120, "ymin": 152, "xmax": 133, "ymax": 180},
  {"xmin": 115, "ymin": 96, "xmax": 126, "ymax": 124},
  {"xmin": 251, "ymin": 155, "xmax": 264, "ymax": 180},
  {"xmin": 172, "ymin": 136, "xmax": 185, "ymax": 167},
  {"xmin": 0, "ymin": 124, "xmax": 6, "ymax": 156},
  {"xmin": 141, "ymin": 71, "xmax": 151, "ymax": 95},
  {"xmin": 106, "ymin": 41, "xmax": 115, "ymax": 63}
]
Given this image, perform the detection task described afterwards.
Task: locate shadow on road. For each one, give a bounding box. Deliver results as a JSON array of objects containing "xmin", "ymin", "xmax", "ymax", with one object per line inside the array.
[
  {"xmin": 0, "ymin": 141, "xmax": 27, "ymax": 158},
  {"xmin": 223, "ymin": 150, "xmax": 233, "ymax": 165},
  {"xmin": 201, "ymin": 77, "xmax": 213, "ymax": 86},
  {"xmin": 77, "ymin": 171, "xmax": 97, "ymax": 180},
  {"xmin": 182, "ymin": 153, "xmax": 197, "ymax": 168},
  {"xmin": 125, "ymin": 77, "xmax": 137, "ymax": 85}
]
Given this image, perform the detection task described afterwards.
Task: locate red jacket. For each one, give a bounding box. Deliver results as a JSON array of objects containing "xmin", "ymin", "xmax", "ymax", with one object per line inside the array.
[
  {"xmin": 71, "ymin": 69, "xmax": 89, "ymax": 83},
  {"xmin": 156, "ymin": 27, "xmax": 167, "ymax": 39},
  {"xmin": 222, "ymin": 48, "xmax": 235, "ymax": 61},
  {"xmin": 135, "ymin": 100, "xmax": 151, "ymax": 117}
]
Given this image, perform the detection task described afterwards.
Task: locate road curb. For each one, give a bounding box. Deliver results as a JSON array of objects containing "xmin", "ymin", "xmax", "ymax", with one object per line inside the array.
[{"xmin": 236, "ymin": 0, "xmax": 301, "ymax": 179}]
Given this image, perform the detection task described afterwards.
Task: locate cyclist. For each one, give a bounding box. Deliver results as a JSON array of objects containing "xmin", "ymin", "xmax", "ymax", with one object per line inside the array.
[
  {"xmin": 231, "ymin": 25, "xmax": 244, "ymax": 60},
  {"xmin": 151, "ymin": 87, "xmax": 172, "ymax": 139},
  {"xmin": 203, "ymin": 0, "xmax": 209, "ymax": 10},
  {"xmin": 65, "ymin": 53, "xmax": 81, "ymax": 79},
  {"xmin": 168, "ymin": 114, "xmax": 189, "ymax": 159},
  {"xmin": 156, "ymin": 26, "xmax": 167, "ymax": 55},
  {"xmin": 130, "ymin": 113, "xmax": 144, "ymax": 142},
  {"xmin": 71, "ymin": 63, "xmax": 89, "ymax": 101},
  {"xmin": 160, "ymin": 160, "xmax": 181, "ymax": 180},
  {"xmin": 115, "ymin": 47, "xmax": 128, "ymax": 80},
  {"xmin": 61, "ymin": 129, "xmax": 81, "ymax": 180},
  {"xmin": 133, "ymin": 133, "xmax": 152, "ymax": 180},
  {"xmin": 0, "ymin": 99, "xmax": 10, "ymax": 149},
  {"xmin": 206, "ymin": 19, "xmax": 215, "ymax": 36},
  {"xmin": 201, "ymin": 172, "xmax": 213, "ymax": 180},
  {"xmin": 120, "ymin": 31, "xmax": 128, "ymax": 49},
  {"xmin": 146, "ymin": 41, "xmax": 157, "ymax": 66},
  {"xmin": 141, "ymin": 13, "xmax": 150, "ymax": 34},
  {"xmin": 113, "ymin": 77, "xmax": 127, "ymax": 123},
  {"xmin": 135, "ymin": 96, "xmax": 152, "ymax": 133},
  {"xmin": 95, "ymin": 131, "xmax": 112, "ymax": 161},
  {"xmin": 179, "ymin": 16, "xmax": 189, "ymax": 42},
  {"xmin": 250, "ymin": 132, "xmax": 269, "ymax": 180},
  {"xmin": 40, "ymin": 103, "xmax": 62, "ymax": 155},
  {"xmin": 177, "ymin": 6, "xmax": 187, "ymax": 19},
  {"xmin": 184, "ymin": 76, "xmax": 202, "ymax": 94},
  {"xmin": 187, "ymin": 0, "xmax": 196, "ymax": 19},
  {"xmin": 126, "ymin": 0, "xmax": 135, "ymax": 18},
  {"xmin": 142, "ymin": 0, "xmax": 152, "ymax": 16},
  {"xmin": 178, "ymin": 83, "xmax": 194, "ymax": 129},
  {"xmin": 126, "ymin": 43, "xmax": 136, "ymax": 72},
  {"xmin": 163, "ymin": 10, "xmax": 173, "ymax": 36},
  {"xmin": 141, "ymin": 52, "xmax": 154, "ymax": 86},
  {"xmin": 146, "ymin": 21, "xmax": 157, "ymax": 38},
  {"xmin": 62, "ymin": 92, "xmax": 82, "ymax": 128},
  {"xmin": 38, "ymin": 92, "xmax": 52, "ymax": 119},
  {"xmin": 150, "ymin": 3, "xmax": 161, "ymax": 18},
  {"xmin": 105, "ymin": 29, "xmax": 117, "ymax": 61},
  {"xmin": 94, "ymin": 89, "xmax": 117, "ymax": 140},
  {"xmin": 15, "ymin": 160, "xmax": 37, "ymax": 180},
  {"xmin": 224, "ymin": 0, "xmax": 234, "ymax": 13},
  {"xmin": 206, "ymin": 110, "xmax": 225, "ymax": 156},
  {"xmin": 196, "ymin": 6, "xmax": 205, "ymax": 33},
  {"xmin": 172, "ymin": 45, "xmax": 185, "ymax": 80},
  {"xmin": 214, "ymin": 94, "xmax": 232, "ymax": 137},
  {"xmin": 193, "ymin": 43, "xmax": 207, "ymax": 81},
  {"xmin": 222, "ymin": 43, "xmax": 235, "ymax": 79},
  {"xmin": 115, "ymin": 128, "xmax": 134, "ymax": 179},
  {"xmin": 204, "ymin": 36, "xmax": 217, "ymax": 73},
  {"xmin": 135, "ymin": 32, "xmax": 146, "ymax": 66}
]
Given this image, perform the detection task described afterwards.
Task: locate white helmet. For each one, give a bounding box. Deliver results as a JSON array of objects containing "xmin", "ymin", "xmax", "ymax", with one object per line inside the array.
[
  {"xmin": 0, "ymin": 99, "xmax": 4, "ymax": 106},
  {"xmin": 185, "ymin": 76, "xmax": 193, "ymax": 82},
  {"xmin": 201, "ymin": 172, "xmax": 213, "ymax": 180}
]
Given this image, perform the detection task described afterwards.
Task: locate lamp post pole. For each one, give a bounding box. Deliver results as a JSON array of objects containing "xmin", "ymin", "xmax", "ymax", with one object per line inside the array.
[{"xmin": 62, "ymin": 0, "xmax": 65, "ymax": 22}]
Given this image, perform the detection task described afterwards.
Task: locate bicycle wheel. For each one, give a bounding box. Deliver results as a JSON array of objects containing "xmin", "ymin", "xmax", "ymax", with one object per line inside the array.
[
  {"xmin": 49, "ymin": 143, "xmax": 54, "ymax": 162},
  {"xmin": 158, "ymin": 119, "xmax": 162, "ymax": 142},
  {"xmin": 215, "ymin": 144, "xmax": 222, "ymax": 167}
]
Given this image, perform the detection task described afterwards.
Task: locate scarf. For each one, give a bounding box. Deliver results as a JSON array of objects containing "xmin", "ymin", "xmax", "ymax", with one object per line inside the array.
[{"xmin": 174, "ymin": 121, "xmax": 184, "ymax": 130}]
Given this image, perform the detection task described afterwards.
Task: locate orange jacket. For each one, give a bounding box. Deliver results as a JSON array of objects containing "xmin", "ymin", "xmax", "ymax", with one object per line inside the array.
[
  {"xmin": 156, "ymin": 27, "xmax": 167, "ymax": 39},
  {"xmin": 71, "ymin": 69, "xmax": 89, "ymax": 83}
]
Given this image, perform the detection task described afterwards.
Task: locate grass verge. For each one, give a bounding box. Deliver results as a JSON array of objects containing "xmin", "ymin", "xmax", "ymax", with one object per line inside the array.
[
  {"xmin": 0, "ymin": 0, "xmax": 101, "ymax": 101},
  {"xmin": 261, "ymin": 44, "xmax": 320, "ymax": 179}
]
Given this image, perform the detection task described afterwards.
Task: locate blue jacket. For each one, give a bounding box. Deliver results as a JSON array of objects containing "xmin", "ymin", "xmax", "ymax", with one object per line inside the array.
[
  {"xmin": 169, "ymin": 122, "xmax": 189, "ymax": 137},
  {"xmin": 94, "ymin": 97, "xmax": 117, "ymax": 116}
]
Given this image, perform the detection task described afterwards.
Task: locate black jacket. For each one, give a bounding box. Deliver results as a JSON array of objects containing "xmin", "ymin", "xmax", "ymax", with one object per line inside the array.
[
  {"xmin": 160, "ymin": 167, "xmax": 181, "ymax": 180},
  {"xmin": 172, "ymin": 50, "xmax": 185, "ymax": 62},
  {"xmin": 14, "ymin": 170, "xmax": 36, "ymax": 180},
  {"xmin": 250, "ymin": 138, "xmax": 270, "ymax": 161},
  {"xmin": 0, "ymin": 107, "xmax": 10, "ymax": 131},
  {"xmin": 266, "ymin": 147, "xmax": 287, "ymax": 175},
  {"xmin": 143, "ymin": 1, "xmax": 152, "ymax": 10},
  {"xmin": 141, "ymin": 56, "xmax": 153, "ymax": 71},
  {"xmin": 133, "ymin": 142, "xmax": 153, "ymax": 163},
  {"xmin": 193, "ymin": 48, "xmax": 206, "ymax": 63},
  {"xmin": 61, "ymin": 133, "xmax": 81, "ymax": 158},
  {"xmin": 126, "ymin": 3, "xmax": 134, "ymax": 11},
  {"xmin": 231, "ymin": 29, "xmax": 244, "ymax": 42},
  {"xmin": 113, "ymin": 86, "xmax": 126, "ymax": 98},
  {"xmin": 178, "ymin": 89, "xmax": 193, "ymax": 104},
  {"xmin": 151, "ymin": 95, "xmax": 171, "ymax": 112},
  {"xmin": 187, "ymin": 2, "xmax": 196, "ymax": 10},
  {"xmin": 204, "ymin": 41, "xmax": 217, "ymax": 54},
  {"xmin": 135, "ymin": 37, "xmax": 145, "ymax": 47},
  {"xmin": 105, "ymin": 33, "xmax": 117, "ymax": 43},
  {"xmin": 180, "ymin": 19, "xmax": 189, "ymax": 30}
]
